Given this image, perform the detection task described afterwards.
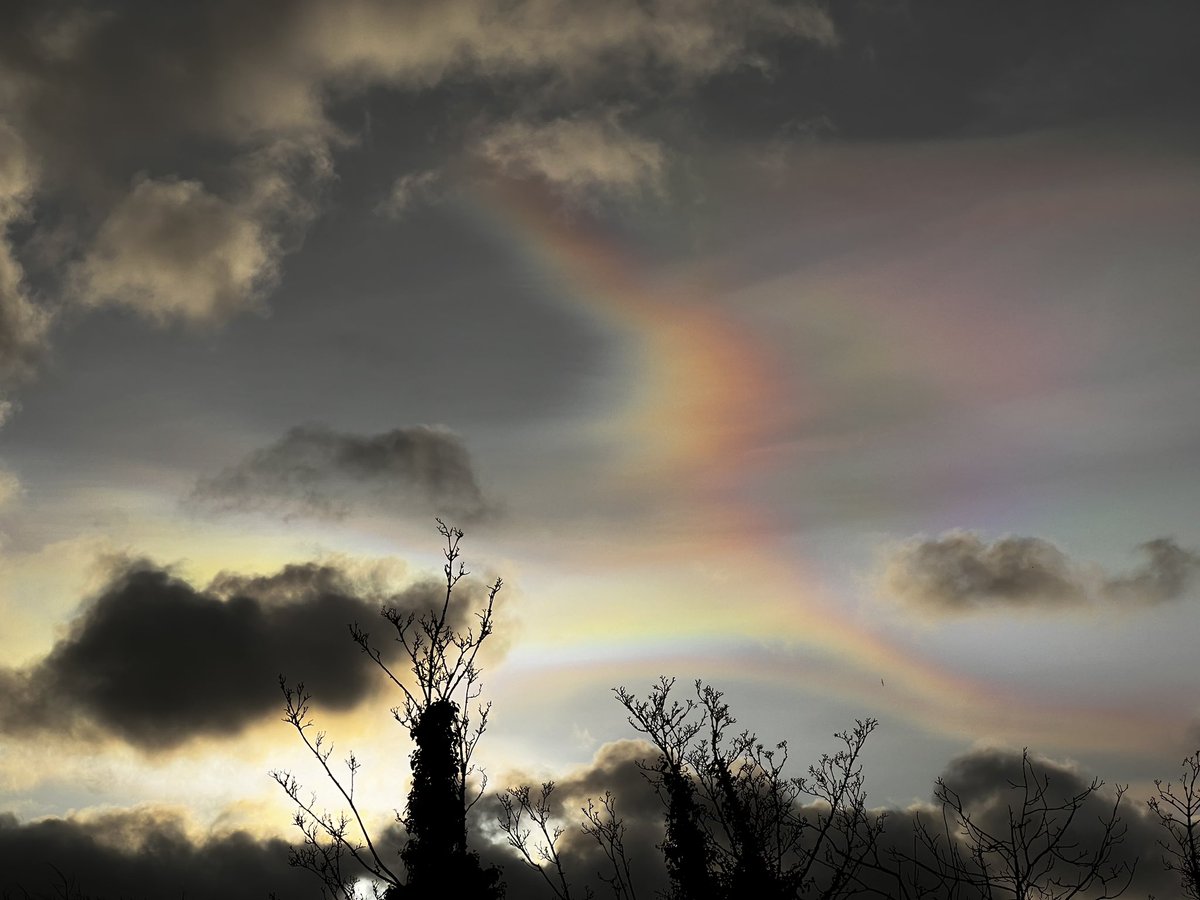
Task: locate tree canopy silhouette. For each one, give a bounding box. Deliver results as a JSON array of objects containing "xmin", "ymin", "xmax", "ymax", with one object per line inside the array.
[{"xmin": 615, "ymin": 678, "xmax": 884, "ymax": 900}]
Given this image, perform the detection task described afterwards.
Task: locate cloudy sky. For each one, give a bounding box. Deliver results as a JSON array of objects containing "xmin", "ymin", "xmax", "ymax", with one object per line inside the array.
[{"xmin": 2, "ymin": 0, "xmax": 1199, "ymax": 896}]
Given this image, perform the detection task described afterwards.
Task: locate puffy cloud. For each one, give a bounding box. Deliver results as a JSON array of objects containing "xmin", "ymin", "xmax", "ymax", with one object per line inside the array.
[
  {"xmin": 191, "ymin": 424, "xmax": 495, "ymax": 523},
  {"xmin": 0, "ymin": 558, "xmax": 483, "ymax": 749},
  {"xmin": 882, "ymin": 531, "xmax": 1086, "ymax": 611},
  {"xmin": 73, "ymin": 175, "xmax": 278, "ymax": 324},
  {"xmin": 0, "ymin": 808, "xmax": 314, "ymax": 900},
  {"xmin": 74, "ymin": 138, "xmax": 331, "ymax": 325},
  {"xmin": 478, "ymin": 113, "xmax": 666, "ymax": 200},
  {"xmin": 1101, "ymin": 537, "xmax": 1200, "ymax": 605},
  {"xmin": 882, "ymin": 531, "xmax": 1200, "ymax": 612}
]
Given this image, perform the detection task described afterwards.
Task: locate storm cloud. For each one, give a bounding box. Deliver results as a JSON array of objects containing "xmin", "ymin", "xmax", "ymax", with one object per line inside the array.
[
  {"xmin": 0, "ymin": 558, "xmax": 478, "ymax": 749},
  {"xmin": 191, "ymin": 424, "xmax": 494, "ymax": 523},
  {"xmin": 883, "ymin": 531, "xmax": 1200, "ymax": 612}
]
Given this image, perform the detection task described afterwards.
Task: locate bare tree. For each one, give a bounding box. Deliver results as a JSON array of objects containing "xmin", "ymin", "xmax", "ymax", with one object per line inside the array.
[
  {"xmin": 1149, "ymin": 750, "xmax": 1200, "ymax": 899},
  {"xmin": 893, "ymin": 749, "xmax": 1134, "ymax": 900},
  {"xmin": 616, "ymin": 678, "xmax": 883, "ymax": 900},
  {"xmin": 581, "ymin": 792, "xmax": 640, "ymax": 900},
  {"xmin": 497, "ymin": 782, "xmax": 585, "ymax": 900},
  {"xmin": 272, "ymin": 520, "xmax": 504, "ymax": 900},
  {"xmin": 497, "ymin": 782, "xmax": 639, "ymax": 900}
]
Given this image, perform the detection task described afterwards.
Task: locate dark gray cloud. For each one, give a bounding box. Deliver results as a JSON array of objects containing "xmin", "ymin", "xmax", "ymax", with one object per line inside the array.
[
  {"xmin": 191, "ymin": 424, "xmax": 494, "ymax": 524},
  {"xmin": 869, "ymin": 747, "xmax": 1169, "ymax": 900},
  {"xmin": 1102, "ymin": 537, "xmax": 1200, "ymax": 605},
  {"xmin": 882, "ymin": 531, "xmax": 1087, "ymax": 611},
  {"xmin": 0, "ymin": 808, "xmax": 315, "ymax": 900},
  {"xmin": 883, "ymin": 531, "xmax": 1200, "ymax": 612},
  {"xmin": 0, "ymin": 558, "xmax": 474, "ymax": 749},
  {"xmin": 485, "ymin": 740, "xmax": 670, "ymax": 899}
]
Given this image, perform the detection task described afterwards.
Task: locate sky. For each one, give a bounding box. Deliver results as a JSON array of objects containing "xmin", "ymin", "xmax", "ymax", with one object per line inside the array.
[{"xmin": 1, "ymin": 1, "xmax": 1199, "ymax": 896}]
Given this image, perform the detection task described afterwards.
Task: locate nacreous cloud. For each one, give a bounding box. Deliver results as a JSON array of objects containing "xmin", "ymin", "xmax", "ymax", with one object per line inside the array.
[
  {"xmin": 190, "ymin": 424, "xmax": 494, "ymax": 523},
  {"xmin": 0, "ymin": 559, "xmax": 478, "ymax": 750},
  {"xmin": 882, "ymin": 531, "xmax": 1199, "ymax": 612}
]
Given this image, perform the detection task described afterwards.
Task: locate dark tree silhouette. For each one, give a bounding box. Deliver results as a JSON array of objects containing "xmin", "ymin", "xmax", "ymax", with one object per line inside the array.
[
  {"xmin": 496, "ymin": 783, "xmax": 640, "ymax": 900},
  {"xmin": 614, "ymin": 677, "xmax": 715, "ymax": 900},
  {"xmin": 1149, "ymin": 750, "xmax": 1200, "ymax": 899},
  {"xmin": 273, "ymin": 521, "xmax": 504, "ymax": 900},
  {"xmin": 888, "ymin": 749, "xmax": 1134, "ymax": 900},
  {"xmin": 581, "ymin": 791, "xmax": 639, "ymax": 900},
  {"xmin": 497, "ymin": 782, "xmax": 582, "ymax": 900},
  {"xmin": 616, "ymin": 678, "xmax": 883, "ymax": 900}
]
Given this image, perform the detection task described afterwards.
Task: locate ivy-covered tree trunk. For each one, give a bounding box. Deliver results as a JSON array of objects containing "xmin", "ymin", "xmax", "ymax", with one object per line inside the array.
[
  {"xmin": 660, "ymin": 762, "xmax": 719, "ymax": 900},
  {"xmin": 391, "ymin": 699, "xmax": 503, "ymax": 900}
]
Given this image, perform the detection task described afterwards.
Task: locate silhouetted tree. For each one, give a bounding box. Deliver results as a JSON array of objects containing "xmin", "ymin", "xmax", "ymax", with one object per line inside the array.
[
  {"xmin": 889, "ymin": 749, "xmax": 1134, "ymax": 900},
  {"xmin": 496, "ymin": 782, "xmax": 640, "ymax": 900},
  {"xmin": 581, "ymin": 791, "xmax": 639, "ymax": 900},
  {"xmin": 273, "ymin": 521, "xmax": 504, "ymax": 900},
  {"xmin": 1149, "ymin": 750, "xmax": 1200, "ymax": 899},
  {"xmin": 497, "ymin": 782, "xmax": 582, "ymax": 900},
  {"xmin": 616, "ymin": 678, "xmax": 883, "ymax": 900},
  {"xmin": 616, "ymin": 677, "xmax": 716, "ymax": 900}
]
